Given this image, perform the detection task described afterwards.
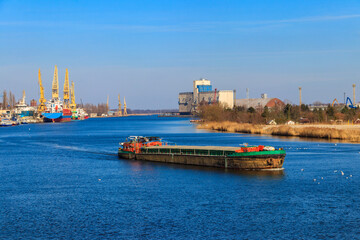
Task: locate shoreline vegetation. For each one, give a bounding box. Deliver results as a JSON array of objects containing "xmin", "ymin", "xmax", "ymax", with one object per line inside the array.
[
  {"xmin": 198, "ymin": 121, "xmax": 360, "ymax": 142},
  {"xmin": 197, "ymin": 104, "xmax": 360, "ymax": 142}
]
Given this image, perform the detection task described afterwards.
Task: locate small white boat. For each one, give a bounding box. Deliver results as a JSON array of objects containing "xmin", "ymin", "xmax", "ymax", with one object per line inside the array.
[{"xmin": 0, "ymin": 119, "xmax": 13, "ymax": 127}]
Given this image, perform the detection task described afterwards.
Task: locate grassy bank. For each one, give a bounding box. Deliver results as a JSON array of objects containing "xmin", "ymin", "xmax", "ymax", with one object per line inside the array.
[{"xmin": 198, "ymin": 121, "xmax": 360, "ymax": 142}]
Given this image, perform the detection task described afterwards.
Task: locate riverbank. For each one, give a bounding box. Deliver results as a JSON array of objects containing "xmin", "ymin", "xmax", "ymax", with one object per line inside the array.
[{"xmin": 198, "ymin": 121, "xmax": 360, "ymax": 142}]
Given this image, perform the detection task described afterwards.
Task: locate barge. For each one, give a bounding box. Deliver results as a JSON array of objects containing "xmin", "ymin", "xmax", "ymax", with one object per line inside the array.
[{"xmin": 118, "ymin": 136, "xmax": 286, "ymax": 170}]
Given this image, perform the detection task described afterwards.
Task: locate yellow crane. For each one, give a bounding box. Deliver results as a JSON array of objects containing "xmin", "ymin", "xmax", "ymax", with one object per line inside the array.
[
  {"xmin": 52, "ymin": 65, "xmax": 59, "ymax": 99},
  {"xmin": 332, "ymin": 98, "xmax": 339, "ymax": 107},
  {"xmin": 70, "ymin": 81, "xmax": 76, "ymax": 111},
  {"xmin": 118, "ymin": 94, "xmax": 122, "ymax": 116},
  {"xmin": 123, "ymin": 96, "xmax": 128, "ymax": 116},
  {"xmin": 63, "ymin": 69, "xmax": 70, "ymax": 109},
  {"xmin": 38, "ymin": 69, "xmax": 46, "ymax": 112}
]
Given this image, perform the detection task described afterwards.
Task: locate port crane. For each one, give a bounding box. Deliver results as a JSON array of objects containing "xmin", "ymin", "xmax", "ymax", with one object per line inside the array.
[
  {"xmin": 70, "ymin": 81, "xmax": 76, "ymax": 111},
  {"xmin": 345, "ymin": 97, "xmax": 357, "ymax": 109},
  {"xmin": 38, "ymin": 69, "xmax": 46, "ymax": 112},
  {"xmin": 63, "ymin": 69, "xmax": 70, "ymax": 109},
  {"xmin": 123, "ymin": 97, "xmax": 128, "ymax": 116},
  {"xmin": 118, "ymin": 94, "xmax": 122, "ymax": 116},
  {"xmin": 52, "ymin": 65, "xmax": 59, "ymax": 99}
]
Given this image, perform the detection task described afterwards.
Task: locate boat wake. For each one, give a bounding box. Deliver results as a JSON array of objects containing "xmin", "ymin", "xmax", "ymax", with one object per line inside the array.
[
  {"xmin": 54, "ymin": 144, "xmax": 116, "ymax": 156},
  {"xmin": 30, "ymin": 141, "xmax": 117, "ymax": 157},
  {"xmin": 260, "ymin": 167, "xmax": 285, "ymax": 171}
]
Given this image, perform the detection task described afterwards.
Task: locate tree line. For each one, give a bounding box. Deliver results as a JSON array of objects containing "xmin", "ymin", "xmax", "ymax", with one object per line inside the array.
[
  {"xmin": 199, "ymin": 103, "xmax": 360, "ymax": 124},
  {"xmin": 1, "ymin": 90, "xmax": 17, "ymax": 110}
]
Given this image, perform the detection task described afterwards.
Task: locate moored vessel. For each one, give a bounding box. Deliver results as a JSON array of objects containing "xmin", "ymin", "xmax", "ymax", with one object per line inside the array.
[
  {"xmin": 0, "ymin": 119, "xmax": 13, "ymax": 127},
  {"xmin": 38, "ymin": 66, "xmax": 87, "ymax": 123},
  {"xmin": 118, "ymin": 136, "xmax": 286, "ymax": 170},
  {"xmin": 42, "ymin": 109, "xmax": 72, "ymax": 122}
]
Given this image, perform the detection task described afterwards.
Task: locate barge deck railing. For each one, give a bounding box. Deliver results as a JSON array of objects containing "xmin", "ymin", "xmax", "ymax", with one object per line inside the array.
[{"xmin": 143, "ymin": 147, "xmax": 233, "ymax": 157}]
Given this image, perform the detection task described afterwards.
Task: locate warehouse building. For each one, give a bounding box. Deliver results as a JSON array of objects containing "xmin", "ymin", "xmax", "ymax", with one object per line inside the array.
[
  {"xmin": 178, "ymin": 78, "xmax": 236, "ymax": 115},
  {"xmin": 235, "ymin": 94, "xmax": 285, "ymax": 110}
]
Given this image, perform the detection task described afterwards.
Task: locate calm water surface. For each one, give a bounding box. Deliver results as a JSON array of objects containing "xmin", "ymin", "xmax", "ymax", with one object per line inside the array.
[{"xmin": 1, "ymin": 116, "xmax": 359, "ymax": 239}]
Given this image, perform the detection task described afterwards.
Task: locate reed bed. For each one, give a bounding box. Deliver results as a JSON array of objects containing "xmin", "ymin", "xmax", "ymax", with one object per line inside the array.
[{"xmin": 198, "ymin": 121, "xmax": 360, "ymax": 142}]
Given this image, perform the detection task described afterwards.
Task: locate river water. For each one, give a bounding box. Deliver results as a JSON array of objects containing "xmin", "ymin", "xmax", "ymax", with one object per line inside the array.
[{"xmin": 0, "ymin": 116, "xmax": 359, "ymax": 239}]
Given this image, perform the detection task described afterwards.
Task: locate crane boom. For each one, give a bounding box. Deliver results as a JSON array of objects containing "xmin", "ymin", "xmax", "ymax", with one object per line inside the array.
[
  {"xmin": 118, "ymin": 94, "xmax": 122, "ymax": 116},
  {"xmin": 38, "ymin": 69, "xmax": 46, "ymax": 112},
  {"xmin": 70, "ymin": 81, "xmax": 76, "ymax": 111},
  {"xmin": 123, "ymin": 96, "xmax": 128, "ymax": 116},
  {"xmin": 63, "ymin": 69, "xmax": 70, "ymax": 108},
  {"xmin": 52, "ymin": 65, "xmax": 59, "ymax": 99}
]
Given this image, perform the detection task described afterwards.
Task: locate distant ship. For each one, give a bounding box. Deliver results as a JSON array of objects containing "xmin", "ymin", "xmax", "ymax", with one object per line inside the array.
[
  {"xmin": 38, "ymin": 66, "xmax": 88, "ymax": 123},
  {"xmin": 42, "ymin": 109, "xmax": 72, "ymax": 123},
  {"xmin": 42, "ymin": 98, "xmax": 72, "ymax": 123}
]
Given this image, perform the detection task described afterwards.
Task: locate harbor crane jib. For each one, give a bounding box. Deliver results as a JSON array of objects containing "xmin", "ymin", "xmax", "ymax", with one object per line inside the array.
[
  {"xmin": 70, "ymin": 81, "xmax": 76, "ymax": 111},
  {"xmin": 38, "ymin": 69, "xmax": 47, "ymax": 112},
  {"xmin": 63, "ymin": 69, "xmax": 70, "ymax": 109},
  {"xmin": 123, "ymin": 96, "xmax": 128, "ymax": 116},
  {"xmin": 52, "ymin": 65, "xmax": 59, "ymax": 99}
]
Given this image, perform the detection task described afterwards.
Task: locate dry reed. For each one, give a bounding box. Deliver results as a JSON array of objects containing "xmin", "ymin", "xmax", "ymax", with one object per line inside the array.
[{"xmin": 198, "ymin": 121, "xmax": 360, "ymax": 142}]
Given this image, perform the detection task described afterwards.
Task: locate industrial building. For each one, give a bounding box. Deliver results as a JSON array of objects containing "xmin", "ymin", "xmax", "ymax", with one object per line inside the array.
[
  {"xmin": 235, "ymin": 94, "xmax": 285, "ymax": 109},
  {"xmin": 178, "ymin": 78, "xmax": 236, "ymax": 115}
]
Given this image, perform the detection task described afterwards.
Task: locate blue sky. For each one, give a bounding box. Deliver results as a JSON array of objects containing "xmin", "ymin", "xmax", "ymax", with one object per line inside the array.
[{"xmin": 1, "ymin": 0, "xmax": 360, "ymax": 109}]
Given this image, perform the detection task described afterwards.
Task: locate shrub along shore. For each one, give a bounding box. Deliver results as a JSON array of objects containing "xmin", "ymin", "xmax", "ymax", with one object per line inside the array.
[
  {"xmin": 197, "ymin": 103, "xmax": 360, "ymax": 142},
  {"xmin": 198, "ymin": 121, "xmax": 360, "ymax": 142}
]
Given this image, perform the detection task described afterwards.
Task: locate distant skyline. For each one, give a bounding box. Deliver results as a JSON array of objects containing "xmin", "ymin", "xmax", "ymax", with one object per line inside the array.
[{"xmin": 1, "ymin": 0, "xmax": 360, "ymax": 109}]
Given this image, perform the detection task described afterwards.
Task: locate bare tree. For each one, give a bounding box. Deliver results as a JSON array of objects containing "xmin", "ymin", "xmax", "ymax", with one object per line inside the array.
[
  {"xmin": 2, "ymin": 90, "xmax": 8, "ymax": 109},
  {"xmin": 9, "ymin": 91, "xmax": 15, "ymax": 109},
  {"xmin": 12, "ymin": 92, "xmax": 16, "ymax": 109}
]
